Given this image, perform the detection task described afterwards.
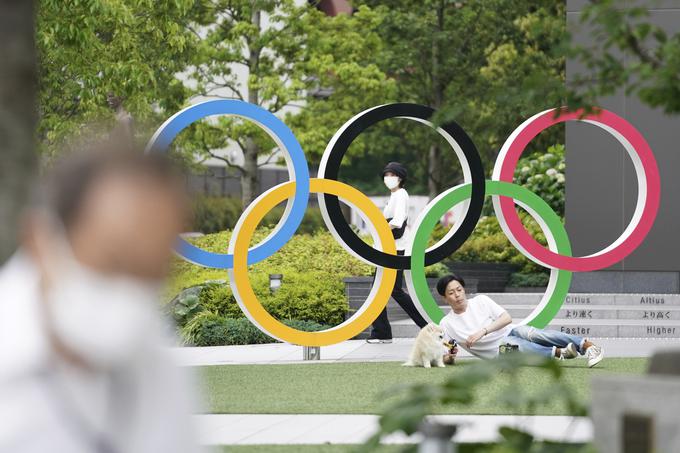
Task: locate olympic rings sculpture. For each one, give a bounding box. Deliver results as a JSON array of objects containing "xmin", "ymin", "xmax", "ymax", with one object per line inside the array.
[{"xmin": 147, "ymin": 100, "xmax": 660, "ymax": 347}]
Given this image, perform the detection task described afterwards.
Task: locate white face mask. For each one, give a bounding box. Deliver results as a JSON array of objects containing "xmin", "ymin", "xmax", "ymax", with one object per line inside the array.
[
  {"xmin": 384, "ymin": 176, "xmax": 400, "ymax": 190},
  {"xmin": 44, "ymin": 233, "xmax": 159, "ymax": 369}
]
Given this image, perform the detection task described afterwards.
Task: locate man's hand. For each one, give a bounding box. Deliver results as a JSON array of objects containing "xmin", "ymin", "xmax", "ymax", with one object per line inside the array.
[
  {"xmin": 465, "ymin": 330, "xmax": 485, "ymax": 349},
  {"xmin": 442, "ymin": 343, "xmax": 458, "ymax": 365}
]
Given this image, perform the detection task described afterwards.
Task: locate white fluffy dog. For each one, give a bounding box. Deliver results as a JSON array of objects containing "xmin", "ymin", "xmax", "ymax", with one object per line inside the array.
[{"xmin": 403, "ymin": 323, "xmax": 447, "ymax": 368}]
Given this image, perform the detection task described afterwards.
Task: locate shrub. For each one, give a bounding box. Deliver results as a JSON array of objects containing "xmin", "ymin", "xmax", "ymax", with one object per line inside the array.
[
  {"xmin": 248, "ymin": 228, "xmax": 373, "ymax": 277},
  {"xmin": 180, "ymin": 313, "xmax": 328, "ymax": 346},
  {"xmin": 181, "ymin": 313, "xmax": 271, "ymax": 346},
  {"xmin": 191, "ymin": 196, "xmax": 327, "ymax": 235},
  {"xmin": 198, "ymin": 281, "xmax": 249, "ymax": 320},
  {"xmin": 513, "ymin": 144, "xmax": 565, "ymax": 217},
  {"xmin": 437, "ymin": 214, "xmax": 550, "ymax": 274},
  {"xmin": 424, "ymin": 262, "xmax": 450, "ymax": 278},
  {"xmin": 263, "ymin": 271, "xmax": 348, "ymax": 325},
  {"xmin": 171, "ymin": 290, "xmax": 202, "ymax": 326},
  {"xmin": 192, "ymin": 196, "xmax": 242, "ymax": 234},
  {"xmin": 169, "ymin": 269, "xmax": 350, "ymax": 330},
  {"xmin": 262, "ymin": 205, "xmax": 327, "ymax": 235},
  {"xmin": 508, "ymin": 272, "xmax": 550, "ymax": 287},
  {"xmin": 166, "ymin": 227, "xmax": 374, "ymax": 313},
  {"xmin": 281, "ymin": 319, "xmax": 327, "ymax": 332}
]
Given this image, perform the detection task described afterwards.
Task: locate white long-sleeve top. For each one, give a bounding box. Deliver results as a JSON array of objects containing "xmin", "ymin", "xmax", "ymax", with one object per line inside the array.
[
  {"xmin": 383, "ymin": 188, "xmax": 410, "ymax": 251},
  {"xmin": 0, "ymin": 252, "xmax": 202, "ymax": 453}
]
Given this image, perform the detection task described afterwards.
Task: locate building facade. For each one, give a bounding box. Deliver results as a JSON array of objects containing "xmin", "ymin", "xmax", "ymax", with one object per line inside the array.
[{"xmin": 566, "ymin": 0, "xmax": 680, "ymax": 292}]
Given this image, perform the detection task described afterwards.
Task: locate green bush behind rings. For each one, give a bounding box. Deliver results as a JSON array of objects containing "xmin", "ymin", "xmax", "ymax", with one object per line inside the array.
[
  {"xmin": 181, "ymin": 312, "xmax": 328, "ymax": 347},
  {"xmin": 192, "ymin": 275, "xmax": 348, "ymax": 326},
  {"xmin": 191, "ymin": 195, "xmax": 327, "ymax": 235},
  {"xmin": 168, "ymin": 227, "xmax": 453, "ymax": 345}
]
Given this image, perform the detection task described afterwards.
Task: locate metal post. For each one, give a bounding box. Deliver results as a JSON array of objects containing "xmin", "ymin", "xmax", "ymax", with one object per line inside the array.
[
  {"xmin": 269, "ymin": 274, "xmax": 283, "ymax": 292},
  {"xmin": 303, "ymin": 346, "xmax": 321, "ymax": 361},
  {"xmin": 418, "ymin": 421, "xmax": 457, "ymax": 453}
]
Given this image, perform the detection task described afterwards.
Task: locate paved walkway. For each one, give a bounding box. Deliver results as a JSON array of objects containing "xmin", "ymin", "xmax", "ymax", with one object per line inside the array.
[
  {"xmin": 194, "ymin": 414, "xmax": 592, "ymax": 445},
  {"xmin": 172, "ymin": 337, "xmax": 680, "ymax": 367}
]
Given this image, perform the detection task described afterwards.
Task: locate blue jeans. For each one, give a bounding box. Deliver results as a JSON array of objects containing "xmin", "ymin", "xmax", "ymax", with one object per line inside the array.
[{"xmin": 503, "ymin": 325, "xmax": 586, "ymax": 358}]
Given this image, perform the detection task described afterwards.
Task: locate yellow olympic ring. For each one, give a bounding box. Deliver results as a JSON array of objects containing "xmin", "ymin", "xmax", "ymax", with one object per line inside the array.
[{"xmin": 227, "ymin": 178, "xmax": 397, "ymax": 346}]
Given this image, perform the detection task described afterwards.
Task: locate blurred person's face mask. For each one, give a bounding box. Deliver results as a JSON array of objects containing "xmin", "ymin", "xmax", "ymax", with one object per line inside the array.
[{"xmin": 38, "ymin": 217, "xmax": 159, "ymax": 370}]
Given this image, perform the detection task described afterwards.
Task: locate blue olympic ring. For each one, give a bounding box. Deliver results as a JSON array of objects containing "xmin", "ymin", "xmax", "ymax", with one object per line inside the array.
[{"xmin": 145, "ymin": 100, "xmax": 310, "ymax": 268}]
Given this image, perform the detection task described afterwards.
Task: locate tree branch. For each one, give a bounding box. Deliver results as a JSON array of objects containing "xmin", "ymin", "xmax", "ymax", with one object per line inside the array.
[
  {"xmin": 204, "ymin": 148, "xmax": 246, "ymax": 175},
  {"xmin": 623, "ymin": 24, "xmax": 662, "ymax": 69},
  {"xmin": 587, "ymin": 0, "xmax": 663, "ymax": 68},
  {"xmin": 257, "ymin": 151, "xmax": 279, "ymax": 167}
]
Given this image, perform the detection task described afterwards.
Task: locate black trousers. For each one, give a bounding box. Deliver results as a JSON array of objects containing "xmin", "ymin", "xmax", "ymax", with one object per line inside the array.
[{"xmin": 369, "ymin": 250, "xmax": 429, "ymax": 339}]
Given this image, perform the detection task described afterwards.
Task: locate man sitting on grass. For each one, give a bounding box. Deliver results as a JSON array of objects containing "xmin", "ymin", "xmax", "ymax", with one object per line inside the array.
[{"xmin": 436, "ymin": 274, "xmax": 604, "ymax": 367}]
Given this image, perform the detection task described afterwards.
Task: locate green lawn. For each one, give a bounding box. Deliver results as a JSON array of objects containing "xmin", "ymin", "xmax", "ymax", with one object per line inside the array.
[{"xmin": 199, "ymin": 358, "xmax": 647, "ymax": 415}]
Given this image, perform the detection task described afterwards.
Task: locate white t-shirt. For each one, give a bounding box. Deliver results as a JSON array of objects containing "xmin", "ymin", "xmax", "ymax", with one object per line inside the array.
[
  {"xmin": 383, "ymin": 188, "xmax": 410, "ymax": 250},
  {"xmin": 439, "ymin": 295, "xmax": 512, "ymax": 359}
]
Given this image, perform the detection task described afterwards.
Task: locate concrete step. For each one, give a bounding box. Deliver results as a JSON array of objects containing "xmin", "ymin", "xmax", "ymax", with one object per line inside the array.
[
  {"xmin": 388, "ymin": 318, "xmax": 680, "ymax": 339},
  {"xmin": 502, "ymin": 305, "xmax": 680, "ymax": 321},
  {"xmin": 476, "ymin": 293, "xmax": 680, "ymax": 306},
  {"xmin": 351, "ymin": 292, "xmax": 680, "ymax": 339},
  {"xmin": 383, "ymin": 305, "xmax": 680, "ymax": 321},
  {"xmin": 351, "ymin": 294, "xmax": 680, "ymax": 322}
]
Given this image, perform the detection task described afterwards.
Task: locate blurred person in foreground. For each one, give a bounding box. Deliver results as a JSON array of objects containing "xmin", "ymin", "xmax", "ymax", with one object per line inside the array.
[{"xmin": 0, "ymin": 145, "xmax": 202, "ymax": 453}]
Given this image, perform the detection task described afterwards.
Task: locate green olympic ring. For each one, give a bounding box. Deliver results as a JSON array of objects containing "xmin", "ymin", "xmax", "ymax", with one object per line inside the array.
[{"xmin": 405, "ymin": 180, "xmax": 572, "ymax": 328}]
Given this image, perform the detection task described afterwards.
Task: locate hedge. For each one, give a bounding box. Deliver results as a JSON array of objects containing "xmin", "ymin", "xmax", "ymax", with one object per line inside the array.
[
  {"xmin": 167, "ymin": 227, "xmax": 455, "ymax": 345},
  {"xmin": 191, "ymin": 195, "xmax": 327, "ymax": 235},
  {"xmin": 181, "ymin": 312, "xmax": 328, "ymax": 347}
]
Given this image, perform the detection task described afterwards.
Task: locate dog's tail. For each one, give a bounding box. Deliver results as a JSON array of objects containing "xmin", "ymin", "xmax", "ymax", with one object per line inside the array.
[{"xmin": 402, "ymin": 360, "xmax": 415, "ymax": 367}]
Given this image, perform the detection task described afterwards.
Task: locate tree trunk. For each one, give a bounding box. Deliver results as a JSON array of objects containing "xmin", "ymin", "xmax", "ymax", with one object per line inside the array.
[
  {"xmin": 241, "ymin": 137, "xmax": 259, "ymax": 206},
  {"xmin": 427, "ymin": 143, "xmax": 440, "ymax": 197},
  {"xmin": 241, "ymin": 8, "xmax": 261, "ymax": 207},
  {"xmin": 427, "ymin": 1, "xmax": 445, "ymax": 198},
  {"xmin": 0, "ymin": 0, "xmax": 38, "ymax": 264},
  {"xmin": 109, "ymin": 101, "xmax": 135, "ymax": 146}
]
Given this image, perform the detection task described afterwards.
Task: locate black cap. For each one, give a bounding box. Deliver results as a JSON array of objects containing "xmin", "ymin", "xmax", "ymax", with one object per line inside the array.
[{"xmin": 382, "ymin": 162, "xmax": 407, "ymax": 182}]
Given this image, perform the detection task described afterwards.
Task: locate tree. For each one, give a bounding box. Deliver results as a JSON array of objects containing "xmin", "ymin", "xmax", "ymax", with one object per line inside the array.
[
  {"xmin": 0, "ymin": 0, "xmax": 38, "ymax": 264},
  {"xmin": 354, "ymin": 0, "xmax": 566, "ymax": 197},
  {"xmin": 566, "ymin": 0, "xmax": 680, "ymax": 115},
  {"xmin": 183, "ymin": 1, "xmax": 394, "ymax": 206},
  {"xmin": 287, "ymin": 5, "xmax": 398, "ymax": 167},
  {"xmin": 468, "ymin": 1, "xmax": 567, "ymax": 158},
  {"xmin": 36, "ymin": 0, "xmax": 200, "ymax": 154}
]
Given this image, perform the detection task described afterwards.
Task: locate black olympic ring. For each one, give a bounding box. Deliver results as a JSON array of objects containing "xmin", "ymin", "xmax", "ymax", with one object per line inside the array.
[{"xmin": 317, "ymin": 103, "xmax": 486, "ymax": 269}]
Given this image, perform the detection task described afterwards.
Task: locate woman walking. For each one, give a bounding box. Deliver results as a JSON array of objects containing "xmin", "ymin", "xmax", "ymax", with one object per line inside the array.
[{"xmin": 366, "ymin": 162, "xmax": 429, "ymax": 343}]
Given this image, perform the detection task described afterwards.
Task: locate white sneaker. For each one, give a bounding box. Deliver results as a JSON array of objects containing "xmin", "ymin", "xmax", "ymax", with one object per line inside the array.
[
  {"xmin": 585, "ymin": 344, "xmax": 604, "ymax": 368},
  {"xmin": 559, "ymin": 343, "xmax": 578, "ymax": 359}
]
